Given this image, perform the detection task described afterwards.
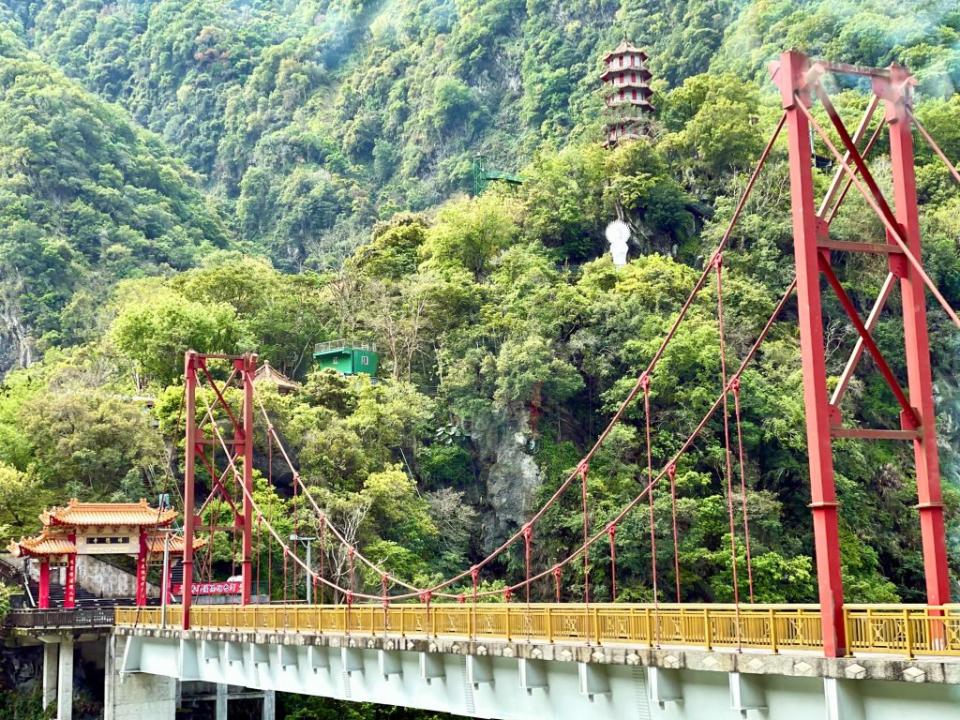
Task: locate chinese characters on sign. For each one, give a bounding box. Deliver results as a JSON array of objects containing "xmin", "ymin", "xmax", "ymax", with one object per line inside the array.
[{"xmin": 171, "ymin": 581, "xmax": 242, "ymax": 596}]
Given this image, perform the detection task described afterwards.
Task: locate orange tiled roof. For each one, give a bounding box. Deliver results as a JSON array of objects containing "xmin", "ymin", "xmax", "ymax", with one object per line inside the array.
[
  {"xmin": 41, "ymin": 499, "xmax": 177, "ymax": 528},
  {"xmin": 8, "ymin": 531, "xmax": 76, "ymax": 557},
  {"xmin": 145, "ymin": 533, "xmax": 207, "ymax": 554}
]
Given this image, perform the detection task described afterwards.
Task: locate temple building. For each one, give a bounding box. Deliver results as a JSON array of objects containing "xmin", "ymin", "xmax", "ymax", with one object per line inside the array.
[
  {"xmin": 8, "ymin": 499, "xmax": 204, "ymax": 609},
  {"xmin": 601, "ymin": 41, "xmax": 655, "ymax": 145}
]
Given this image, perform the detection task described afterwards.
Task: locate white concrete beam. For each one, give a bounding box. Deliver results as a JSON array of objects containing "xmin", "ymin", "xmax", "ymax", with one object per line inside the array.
[
  {"xmin": 226, "ymin": 642, "xmax": 244, "ymax": 666},
  {"xmin": 578, "ymin": 662, "xmax": 610, "ymax": 698},
  {"xmin": 729, "ymin": 672, "xmax": 766, "ymax": 715},
  {"xmin": 649, "ymin": 667, "xmax": 682, "ymax": 707},
  {"xmin": 250, "ymin": 643, "xmax": 270, "ymax": 666},
  {"xmin": 308, "ymin": 646, "xmax": 329, "ymax": 673},
  {"xmin": 121, "ymin": 636, "xmax": 143, "ymax": 674},
  {"xmin": 342, "ymin": 647, "xmax": 364, "ymax": 675},
  {"xmin": 824, "ymin": 678, "xmax": 865, "ymax": 720},
  {"xmin": 202, "ymin": 640, "xmax": 220, "ymax": 666},
  {"xmin": 420, "ymin": 652, "xmax": 445, "ymax": 683},
  {"xmin": 467, "ymin": 655, "xmax": 494, "ymax": 688},
  {"xmin": 379, "ymin": 650, "xmax": 403, "ymax": 679},
  {"xmin": 278, "ymin": 644, "xmax": 298, "ymax": 670},
  {"xmin": 519, "ymin": 658, "xmax": 547, "ymax": 693},
  {"xmin": 179, "ymin": 640, "xmax": 201, "ymax": 681}
]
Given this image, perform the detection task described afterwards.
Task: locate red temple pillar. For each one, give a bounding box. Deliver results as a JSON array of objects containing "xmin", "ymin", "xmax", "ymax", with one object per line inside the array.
[
  {"xmin": 136, "ymin": 528, "xmax": 148, "ymax": 607},
  {"xmin": 64, "ymin": 536, "xmax": 77, "ymax": 609},
  {"xmin": 38, "ymin": 560, "xmax": 50, "ymax": 609}
]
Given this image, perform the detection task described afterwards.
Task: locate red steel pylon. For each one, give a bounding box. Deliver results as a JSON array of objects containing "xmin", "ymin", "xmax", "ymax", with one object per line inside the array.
[
  {"xmin": 182, "ymin": 351, "xmax": 258, "ymax": 630},
  {"xmin": 771, "ymin": 50, "xmax": 951, "ymax": 657}
]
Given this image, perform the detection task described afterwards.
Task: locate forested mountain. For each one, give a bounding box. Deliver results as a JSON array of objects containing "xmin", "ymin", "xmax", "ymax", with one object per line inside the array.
[
  {"xmin": 2, "ymin": 6, "xmax": 960, "ymax": 716},
  {"xmin": 5, "ymin": 1, "xmax": 959, "ymax": 270}
]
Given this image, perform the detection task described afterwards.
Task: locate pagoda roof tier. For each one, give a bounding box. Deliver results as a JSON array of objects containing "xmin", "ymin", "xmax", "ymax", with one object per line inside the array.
[
  {"xmin": 8, "ymin": 530, "xmax": 76, "ymax": 558},
  {"xmin": 605, "ymin": 101, "xmax": 657, "ymax": 113},
  {"xmin": 254, "ymin": 360, "xmax": 300, "ymax": 393},
  {"xmin": 604, "ymin": 88, "xmax": 655, "ymax": 101},
  {"xmin": 600, "ymin": 68, "xmax": 652, "ymax": 82},
  {"xmin": 603, "ymin": 41, "xmax": 648, "ymax": 62},
  {"xmin": 606, "ymin": 106, "xmax": 656, "ymax": 116},
  {"xmin": 41, "ymin": 499, "xmax": 177, "ymax": 528},
  {"xmin": 145, "ymin": 532, "xmax": 207, "ymax": 555}
]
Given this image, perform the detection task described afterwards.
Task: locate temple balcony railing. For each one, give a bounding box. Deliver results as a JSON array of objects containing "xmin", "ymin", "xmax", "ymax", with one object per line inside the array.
[{"xmin": 4, "ymin": 606, "xmax": 115, "ymax": 630}]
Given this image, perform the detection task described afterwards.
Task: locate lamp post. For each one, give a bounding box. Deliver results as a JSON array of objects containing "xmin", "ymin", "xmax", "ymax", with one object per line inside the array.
[
  {"xmin": 289, "ymin": 534, "xmax": 318, "ymax": 604},
  {"xmin": 157, "ymin": 527, "xmax": 174, "ymax": 628}
]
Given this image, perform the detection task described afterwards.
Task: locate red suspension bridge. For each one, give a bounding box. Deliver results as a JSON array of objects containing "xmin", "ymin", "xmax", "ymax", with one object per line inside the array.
[
  {"xmin": 10, "ymin": 50, "xmax": 960, "ymax": 720},
  {"xmin": 117, "ymin": 51, "xmax": 960, "ymax": 665}
]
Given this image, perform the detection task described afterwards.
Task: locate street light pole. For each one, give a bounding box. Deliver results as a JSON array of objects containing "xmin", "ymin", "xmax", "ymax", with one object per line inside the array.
[
  {"xmin": 305, "ymin": 540, "xmax": 312, "ymax": 604},
  {"xmin": 160, "ymin": 529, "xmax": 173, "ymax": 628},
  {"xmin": 290, "ymin": 534, "xmax": 318, "ymax": 604}
]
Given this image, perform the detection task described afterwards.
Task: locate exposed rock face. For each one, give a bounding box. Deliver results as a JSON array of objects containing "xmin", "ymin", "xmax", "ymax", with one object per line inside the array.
[
  {"xmin": 471, "ymin": 408, "xmax": 541, "ymax": 553},
  {"xmin": 0, "ymin": 644, "xmax": 41, "ymax": 693},
  {"xmin": 0, "ymin": 277, "xmax": 33, "ymax": 374}
]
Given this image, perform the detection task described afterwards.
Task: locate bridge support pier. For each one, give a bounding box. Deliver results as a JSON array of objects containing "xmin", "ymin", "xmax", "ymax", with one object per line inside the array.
[
  {"xmin": 104, "ymin": 632, "xmax": 177, "ymax": 720},
  {"xmin": 261, "ymin": 689, "xmax": 276, "ymax": 720},
  {"xmin": 57, "ymin": 635, "xmax": 73, "ymax": 720},
  {"xmin": 41, "ymin": 640, "xmax": 58, "ymax": 710},
  {"xmin": 215, "ymin": 683, "xmax": 228, "ymax": 720}
]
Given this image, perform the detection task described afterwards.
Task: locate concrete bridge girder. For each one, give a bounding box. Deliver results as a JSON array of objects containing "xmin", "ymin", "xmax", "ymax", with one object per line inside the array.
[{"xmin": 118, "ymin": 631, "xmax": 960, "ymax": 720}]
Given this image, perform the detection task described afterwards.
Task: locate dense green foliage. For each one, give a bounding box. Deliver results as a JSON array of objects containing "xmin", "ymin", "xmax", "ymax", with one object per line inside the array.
[
  {"xmin": 0, "ymin": 688, "xmax": 47, "ymax": 720},
  {"xmin": 1, "ymin": 1, "xmax": 960, "ymax": 717}
]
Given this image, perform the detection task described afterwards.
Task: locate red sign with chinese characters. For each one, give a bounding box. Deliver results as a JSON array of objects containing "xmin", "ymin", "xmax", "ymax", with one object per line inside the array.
[{"xmin": 171, "ymin": 581, "xmax": 241, "ymax": 596}]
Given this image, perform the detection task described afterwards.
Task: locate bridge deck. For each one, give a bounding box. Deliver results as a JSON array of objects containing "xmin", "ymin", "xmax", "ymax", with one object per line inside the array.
[{"xmin": 115, "ymin": 603, "xmax": 960, "ymax": 660}]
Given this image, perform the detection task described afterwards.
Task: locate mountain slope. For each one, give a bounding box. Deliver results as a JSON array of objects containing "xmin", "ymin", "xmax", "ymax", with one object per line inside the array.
[{"xmin": 0, "ymin": 30, "xmax": 229, "ymax": 368}]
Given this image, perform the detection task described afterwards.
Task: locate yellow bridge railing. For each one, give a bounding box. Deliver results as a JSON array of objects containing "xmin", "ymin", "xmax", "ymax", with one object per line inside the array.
[{"xmin": 114, "ymin": 603, "xmax": 960, "ymax": 659}]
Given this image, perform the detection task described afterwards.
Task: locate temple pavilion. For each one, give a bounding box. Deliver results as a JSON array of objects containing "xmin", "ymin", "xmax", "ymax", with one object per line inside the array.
[
  {"xmin": 8, "ymin": 499, "xmax": 204, "ymax": 609},
  {"xmin": 253, "ymin": 360, "xmax": 300, "ymax": 394}
]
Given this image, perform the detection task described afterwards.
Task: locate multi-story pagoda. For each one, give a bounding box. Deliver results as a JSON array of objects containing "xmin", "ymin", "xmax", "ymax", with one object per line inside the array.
[
  {"xmin": 8, "ymin": 499, "xmax": 204, "ymax": 609},
  {"xmin": 601, "ymin": 41, "xmax": 654, "ymax": 145}
]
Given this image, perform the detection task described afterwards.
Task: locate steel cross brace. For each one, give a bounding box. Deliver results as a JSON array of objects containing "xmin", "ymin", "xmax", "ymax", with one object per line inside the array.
[{"xmin": 818, "ymin": 256, "xmax": 919, "ymax": 429}]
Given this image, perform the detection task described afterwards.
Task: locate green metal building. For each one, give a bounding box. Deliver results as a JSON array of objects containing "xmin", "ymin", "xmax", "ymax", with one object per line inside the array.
[{"xmin": 313, "ymin": 341, "xmax": 379, "ymax": 376}]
